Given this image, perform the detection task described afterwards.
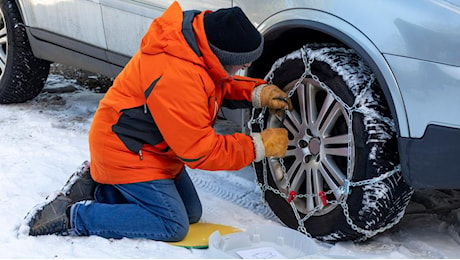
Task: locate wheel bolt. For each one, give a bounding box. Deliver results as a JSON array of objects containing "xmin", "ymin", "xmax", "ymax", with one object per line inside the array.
[{"xmin": 298, "ymin": 139, "xmax": 308, "ymax": 148}]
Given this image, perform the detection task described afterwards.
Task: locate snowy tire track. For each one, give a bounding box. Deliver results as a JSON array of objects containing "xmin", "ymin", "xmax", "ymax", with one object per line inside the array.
[{"xmin": 186, "ymin": 166, "xmax": 280, "ymax": 222}]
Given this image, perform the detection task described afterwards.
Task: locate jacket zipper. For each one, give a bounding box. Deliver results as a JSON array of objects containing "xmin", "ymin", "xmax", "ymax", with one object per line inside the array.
[{"xmin": 139, "ymin": 104, "xmax": 148, "ymax": 160}]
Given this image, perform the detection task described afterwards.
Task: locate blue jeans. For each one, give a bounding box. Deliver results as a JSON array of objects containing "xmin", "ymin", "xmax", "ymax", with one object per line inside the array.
[{"xmin": 69, "ymin": 169, "xmax": 202, "ymax": 241}]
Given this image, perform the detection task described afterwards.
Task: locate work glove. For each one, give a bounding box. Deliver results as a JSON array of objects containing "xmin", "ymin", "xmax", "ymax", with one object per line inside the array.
[
  {"xmin": 251, "ymin": 128, "xmax": 289, "ymax": 162},
  {"xmin": 252, "ymin": 84, "xmax": 293, "ymax": 114}
]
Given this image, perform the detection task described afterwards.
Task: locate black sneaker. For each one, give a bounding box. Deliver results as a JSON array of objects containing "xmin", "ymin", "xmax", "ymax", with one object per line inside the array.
[
  {"xmin": 62, "ymin": 161, "xmax": 97, "ymax": 203},
  {"xmin": 28, "ymin": 194, "xmax": 71, "ymax": 236}
]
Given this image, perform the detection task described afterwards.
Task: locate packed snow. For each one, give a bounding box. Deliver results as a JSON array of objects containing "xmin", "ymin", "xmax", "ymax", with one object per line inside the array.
[{"xmin": 1, "ymin": 70, "xmax": 460, "ymax": 258}]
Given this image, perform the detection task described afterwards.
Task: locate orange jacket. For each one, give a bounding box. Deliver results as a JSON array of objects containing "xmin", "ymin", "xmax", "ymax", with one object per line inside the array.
[{"xmin": 88, "ymin": 2, "xmax": 266, "ymax": 184}]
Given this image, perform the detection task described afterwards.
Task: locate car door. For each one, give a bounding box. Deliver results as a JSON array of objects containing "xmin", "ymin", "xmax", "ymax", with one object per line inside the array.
[
  {"xmin": 100, "ymin": 0, "xmax": 231, "ymax": 66},
  {"xmin": 17, "ymin": 0, "xmax": 106, "ymax": 50}
]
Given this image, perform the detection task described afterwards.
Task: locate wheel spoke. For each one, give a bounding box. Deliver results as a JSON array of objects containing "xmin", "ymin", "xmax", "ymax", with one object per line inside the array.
[
  {"xmin": 312, "ymin": 167, "xmax": 324, "ymax": 206},
  {"xmin": 319, "ymin": 161, "xmax": 344, "ymax": 200},
  {"xmin": 269, "ymin": 160, "xmax": 285, "ymax": 183},
  {"xmin": 290, "ymin": 163, "xmax": 305, "ymax": 189},
  {"xmin": 322, "ymin": 156, "xmax": 346, "ymax": 186},
  {"xmin": 0, "ymin": 55, "xmax": 5, "ymax": 71},
  {"xmin": 282, "ymin": 111, "xmax": 298, "ymax": 135},
  {"xmin": 323, "ymin": 134, "xmax": 349, "ymax": 146},
  {"xmin": 292, "ymin": 167, "xmax": 315, "ymax": 212},
  {"xmin": 286, "ymin": 158, "xmax": 301, "ymax": 181},
  {"xmin": 319, "ymin": 102, "xmax": 342, "ymax": 136},
  {"xmin": 285, "ymin": 146, "xmax": 297, "ymax": 158},
  {"xmin": 289, "ymin": 164, "xmax": 318, "ymax": 212},
  {"xmin": 0, "ymin": 26, "xmax": 7, "ymax": 70},
  {"xmin": 314, "ymin": 93, "xmax": 335, "ymax": 131},
  {"xmin": 305, "ymin": 167, "xmax": 315, "ymax": 211},
  {"xmin": 0, "ymin": 27, "xmax": 7, "ymax": 43},
  {"xmin": 297, "ymin": 84, "xmax": 308, "ymax": 125},
  {"xmin": 323, "ymin": 134, "xmax": 350, "ymax": 160},
  {"xmin": 324, "ymin": 146, "xmax": 348, "ymax": 157},
  {"xmin": 306, "ymin": 83, "xmax": 317, "ymax": 125}
]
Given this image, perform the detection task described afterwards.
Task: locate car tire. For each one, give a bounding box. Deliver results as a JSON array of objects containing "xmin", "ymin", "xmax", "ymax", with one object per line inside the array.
[
  {"xmin": 252, "ymin": 43, "xmax": 414, "ymax": 242},
  {"xmin": 0, "ymin": 0, "xmax": 50, "ymax": 104}
]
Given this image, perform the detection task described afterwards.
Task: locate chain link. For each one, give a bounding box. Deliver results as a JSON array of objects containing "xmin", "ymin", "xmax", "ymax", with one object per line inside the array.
[{"xmin": 252, "ymin": 45, "xmax": 402, "ymax": 242}]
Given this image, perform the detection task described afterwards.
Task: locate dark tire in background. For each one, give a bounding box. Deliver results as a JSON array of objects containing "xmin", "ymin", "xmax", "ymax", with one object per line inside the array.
[
  {"xmin": 0, "ymin": 0, "xmax": 50, "ymax": 104},
  {"xmin": 253, "ymin": 43, "xmax": 413, "ymax": 242}
]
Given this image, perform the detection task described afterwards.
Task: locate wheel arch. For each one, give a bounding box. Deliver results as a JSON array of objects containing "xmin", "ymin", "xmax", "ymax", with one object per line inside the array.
[
  {"xmin": 11, "ymin": 0, "xmax": 27, "ymax": 23},
  {"xmin": 248, "ymin": 9, "xmax": 410, "ymax": 138}
]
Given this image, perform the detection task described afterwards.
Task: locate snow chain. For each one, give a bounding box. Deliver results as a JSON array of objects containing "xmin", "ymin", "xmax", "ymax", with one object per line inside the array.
[{"xmin": 248, "ymin": 45, "xmax": 401, "ymax": 242}]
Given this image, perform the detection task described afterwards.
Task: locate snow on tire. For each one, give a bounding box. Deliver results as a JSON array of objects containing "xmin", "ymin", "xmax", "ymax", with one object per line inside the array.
[
  {"xmin": 0, "ymin": 0, "xmax": 50, "ymax": 104},
  {"xmin": 252, "ymin": 43, "xmax": 414, "ymax": 242}
]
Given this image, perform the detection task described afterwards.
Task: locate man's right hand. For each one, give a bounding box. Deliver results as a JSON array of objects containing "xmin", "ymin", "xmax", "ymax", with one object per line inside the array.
[
  {"xmin": 260, "ymin": 128, "xmax": 288, "ymax": 158},
  {"xmin": 260, "ymin": 84, "xmax": 293, "ymax": 111}
]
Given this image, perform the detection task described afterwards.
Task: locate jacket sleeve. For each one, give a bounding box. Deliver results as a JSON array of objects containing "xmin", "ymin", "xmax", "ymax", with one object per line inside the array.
[
  {"xmin": 221, "ymin": 75, "xmax": 266, "ymax": 109},
  {"xmin": 148, "ymin": 69, "xmax": 257, "ymax": 171}
]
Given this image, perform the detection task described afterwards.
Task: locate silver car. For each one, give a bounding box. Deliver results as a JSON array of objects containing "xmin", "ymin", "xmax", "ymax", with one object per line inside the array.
[{"xmin": 2, "ymin": 0, "xmax": 459, "ymax": 242}]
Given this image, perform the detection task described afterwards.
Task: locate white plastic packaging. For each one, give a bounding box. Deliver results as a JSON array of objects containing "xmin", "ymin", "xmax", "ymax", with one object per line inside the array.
[{"xmin": 208, "ymin": 224, "xmax": 319, "ymax": 258}]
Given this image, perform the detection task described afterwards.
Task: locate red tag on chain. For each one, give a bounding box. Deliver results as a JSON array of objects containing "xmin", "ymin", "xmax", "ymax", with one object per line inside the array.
[
  {"xmin": 287, "ymin": 191, "xmax": 297, "ymax": 203},
  {"xmin": 319, "ymin": 191, "xmax": 327, "ymax": 206}
]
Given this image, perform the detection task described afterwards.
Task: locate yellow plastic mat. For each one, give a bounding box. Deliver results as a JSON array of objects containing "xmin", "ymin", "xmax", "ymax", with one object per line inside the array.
[{"xmin": 167, "ymin": 222, "xmax": 242, "ymax": 249}]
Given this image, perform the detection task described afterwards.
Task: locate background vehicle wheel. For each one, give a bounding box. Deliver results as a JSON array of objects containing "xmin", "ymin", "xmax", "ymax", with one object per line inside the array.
[
  {"xmin": 252, "ymin": 43, "xmax": 414, "ymax": 242},
  {"xmin": 0, "ymin": 0, "xmax": 50, "ymax": 104}
]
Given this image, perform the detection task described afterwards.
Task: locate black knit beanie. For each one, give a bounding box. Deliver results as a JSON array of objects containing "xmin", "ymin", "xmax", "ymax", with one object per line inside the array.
[{"xmin": 204, "ymin": 7, "xmax": 264, "ymax": 66}]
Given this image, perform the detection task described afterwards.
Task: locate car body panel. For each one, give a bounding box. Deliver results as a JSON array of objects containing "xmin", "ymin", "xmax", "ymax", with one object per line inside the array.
[
  {"xmin": 386, "ymin": 54, "xmax": 460, "ymax": 138},
  {"xmin": 99, "ymin": 0, "xmax": 231, "ymax": 60},
  {"xmin": 236, "ymin": 0, "xmax": 460, "ymax": 66},
  {"xmin": 17, "ymin": 0, "xmax": 106, "ymax": 49}
]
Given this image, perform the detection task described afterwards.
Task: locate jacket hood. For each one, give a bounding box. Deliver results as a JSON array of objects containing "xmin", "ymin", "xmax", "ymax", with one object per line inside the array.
[{"xmin": 140, "ymin": 1, "xmax": 230, "ymax": 82}]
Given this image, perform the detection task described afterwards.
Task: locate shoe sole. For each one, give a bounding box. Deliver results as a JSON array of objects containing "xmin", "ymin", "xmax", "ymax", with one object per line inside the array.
[{"xmin": 22, "ymin": 191, "xmax": 67, "ymax": 236}]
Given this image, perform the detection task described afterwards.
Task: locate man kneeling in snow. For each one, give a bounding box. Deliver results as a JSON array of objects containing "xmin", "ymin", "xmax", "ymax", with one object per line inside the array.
[{"xmin": 27, "ymin": 1, "xmax": 291, "ymax": 241}]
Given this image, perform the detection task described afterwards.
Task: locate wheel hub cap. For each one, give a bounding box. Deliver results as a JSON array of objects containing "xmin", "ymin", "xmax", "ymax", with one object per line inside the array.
[{"xmin": 308, "ymin": 138, "xmax": 321, "ymax": 155}]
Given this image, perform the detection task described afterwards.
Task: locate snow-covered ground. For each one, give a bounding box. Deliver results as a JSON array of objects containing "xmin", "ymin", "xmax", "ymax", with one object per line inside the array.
[{"xmin": 1, "ymin": 71, "xmax": 460, "ymax": 258}]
